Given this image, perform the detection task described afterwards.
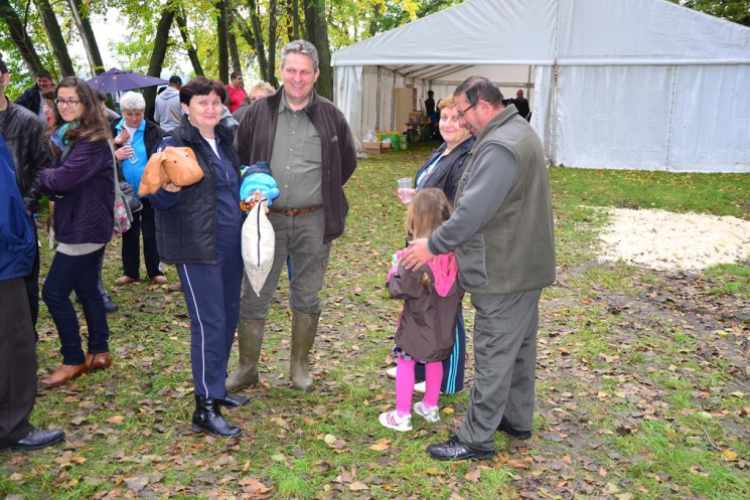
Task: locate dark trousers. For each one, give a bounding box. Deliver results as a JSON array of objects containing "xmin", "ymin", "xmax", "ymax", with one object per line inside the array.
[
  {"xmin": 121, "ymin": 199, "xmax": 162, "ymax": 280},
  {"xmin": 457, "ymin": 290, "xmax": 541, "ymax": 453},
  {"xmin": 0, "ymin": 278, "xmax": 37, "ymax": 448},
  {"xmin": 42, "ymin": 248, "xmax": 110, "ymax": 365},
  {"xmin": 415, "ymin": 308, "xmax": 466, "ymax": 393},
  {"xmin": 177, "ymin": 251, "xmax": 243, "ymax": 399},
  {"xmin": 24, "ymin": 222, "xmax": 40, "ymax": 334}
]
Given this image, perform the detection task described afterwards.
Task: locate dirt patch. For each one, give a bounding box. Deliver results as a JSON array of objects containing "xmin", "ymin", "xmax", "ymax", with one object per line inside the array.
[{"xmin": 597, "ymin": 208, "xmax": 750, "ymax": 271}]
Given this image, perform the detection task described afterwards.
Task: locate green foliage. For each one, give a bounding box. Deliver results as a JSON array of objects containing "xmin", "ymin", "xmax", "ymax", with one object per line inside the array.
[{"xmin": 677, "ymin": 0, "xmax": 750, "ymax": 27}]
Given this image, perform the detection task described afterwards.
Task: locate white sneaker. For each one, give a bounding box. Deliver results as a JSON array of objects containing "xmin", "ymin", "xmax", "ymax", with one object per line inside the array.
[
  {"xmin": 414, "ymin": 381, "xmax": 426, "ymax": 394},
  {"xmin": 379, "ymin": 410, "xmax": 412, "ymax": 432},
  {"xmin": 413, "ymin": 401, "xmax": 440, "ymax": 423},
  {"xmin": 386, "ymin": 366, "xmax": 397, "ymax": 379}
]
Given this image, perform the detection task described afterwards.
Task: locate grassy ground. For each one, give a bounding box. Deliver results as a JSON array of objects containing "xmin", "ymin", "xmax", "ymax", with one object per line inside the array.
[{"xmin": 1, "ymin": 143, "xmax": 749, "ymax": 499}]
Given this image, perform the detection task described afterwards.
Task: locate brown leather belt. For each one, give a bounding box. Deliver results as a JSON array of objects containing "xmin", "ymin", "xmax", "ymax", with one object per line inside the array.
[{"xmin": 268, "ymin": 204, "xmax": 323, "ymax": 217}]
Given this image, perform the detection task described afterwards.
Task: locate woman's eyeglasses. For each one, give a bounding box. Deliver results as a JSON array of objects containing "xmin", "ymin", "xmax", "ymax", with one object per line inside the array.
[{"xmin": 54, "ymin": 99, "xmax": 81, "ymax": 107}]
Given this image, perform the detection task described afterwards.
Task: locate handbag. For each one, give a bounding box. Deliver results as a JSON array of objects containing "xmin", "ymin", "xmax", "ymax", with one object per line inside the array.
[
  {"xmin": 109, "ymin": 142, "xmax": 133, "ymax": 235},
  {"xmin": 119, "ymin": 180, "xmax": 143, "ymax": 213}
]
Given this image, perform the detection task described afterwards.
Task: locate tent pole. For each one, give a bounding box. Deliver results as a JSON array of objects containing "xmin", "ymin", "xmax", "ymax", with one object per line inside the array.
[
  {"xmin": 551, "ymin": 61, "xmax": 559, "ymax": 166},
  {"xmin": 376, "ymin": 66, "xmax": 382, "ymax": 132},
  {"xmin": 665, "ymin": 65, "xmax": 678, "ymax": 171},
  {"xmin": 391, "ymin": 71, "xmax": 397, "ymax": 131}
]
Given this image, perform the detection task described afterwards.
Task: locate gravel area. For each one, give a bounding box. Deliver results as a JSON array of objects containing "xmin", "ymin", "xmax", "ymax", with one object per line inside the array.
[{"xmin": 597, "ymin": 208, "xmax": 750, "ymax": 271}]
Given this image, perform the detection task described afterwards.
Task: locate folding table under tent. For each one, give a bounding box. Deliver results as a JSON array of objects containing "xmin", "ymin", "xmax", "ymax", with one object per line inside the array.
[{"xmin": 332, "ymin": 0, "xmax": 750, "ymax": 173}]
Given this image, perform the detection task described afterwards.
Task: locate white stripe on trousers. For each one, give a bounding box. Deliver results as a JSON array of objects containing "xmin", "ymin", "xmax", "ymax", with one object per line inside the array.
[{"xmin": 182, "ymin": 264, "xmax": 209, "ymax": 397}]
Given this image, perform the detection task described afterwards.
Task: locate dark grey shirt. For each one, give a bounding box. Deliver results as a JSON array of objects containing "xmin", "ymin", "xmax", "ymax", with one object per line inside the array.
[{"xmin": 270, "ymin": 91, "xmax": 323, "ymax": 208}]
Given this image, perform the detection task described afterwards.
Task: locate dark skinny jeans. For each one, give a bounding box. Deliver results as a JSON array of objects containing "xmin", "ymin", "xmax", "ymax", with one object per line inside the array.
[{"xmin": 42, "ymin": 247, "xmax": 110, "ymax": 365}]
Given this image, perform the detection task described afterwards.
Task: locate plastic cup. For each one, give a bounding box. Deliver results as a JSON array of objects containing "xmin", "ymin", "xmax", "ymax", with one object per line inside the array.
[{"xmin": 397, "ymin": 178, "xmax": 412, "ymax": 189}]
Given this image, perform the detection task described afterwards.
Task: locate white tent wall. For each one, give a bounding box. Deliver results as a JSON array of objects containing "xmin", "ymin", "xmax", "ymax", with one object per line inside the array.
[{"xmin": 332, "ymin": 0, "xmax": 750, "ymax": 173}]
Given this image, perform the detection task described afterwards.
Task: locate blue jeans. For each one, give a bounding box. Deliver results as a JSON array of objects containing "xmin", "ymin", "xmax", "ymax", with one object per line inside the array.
[{"xmin": 42, "ymin": 248, "xmax": 110, "ymax": 365}]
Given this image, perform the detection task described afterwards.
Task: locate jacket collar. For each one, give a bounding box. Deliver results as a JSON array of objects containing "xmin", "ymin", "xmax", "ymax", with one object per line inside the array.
[
  {"xmin": 176, "ymin": 116, "xmax": 234, "ymax": 146},
  {"xmin": 475, "ymin": 104, "xmax": 519, "ymax": 144}
]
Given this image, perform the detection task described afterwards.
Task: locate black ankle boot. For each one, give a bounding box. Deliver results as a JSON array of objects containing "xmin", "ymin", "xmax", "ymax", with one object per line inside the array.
[{"xmin": 191, "ymin": 395, "xmax": 241, "ymax": 437}]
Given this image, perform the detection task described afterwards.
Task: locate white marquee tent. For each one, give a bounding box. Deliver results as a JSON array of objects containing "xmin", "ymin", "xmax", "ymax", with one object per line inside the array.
[{"xmin": 332, "ymin": 0, "xmax": 750, "ymax": 172}]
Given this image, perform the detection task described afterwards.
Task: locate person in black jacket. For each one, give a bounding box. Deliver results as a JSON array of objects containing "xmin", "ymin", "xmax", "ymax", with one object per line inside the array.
[
  {"xmin": 149, "ymin": 77, "xmax": 247, "ymax": 438},
  {"xmin": 111, "ymin": 91, "xmax": 167, "ymax": 286},
  {"xmin": 395, "ymin": 94, "xmax": 475, "ymax": 395},
  {"xmin": 14, "ymin": 69, "xmax": 54, "ymax": 120},
  {"xmin": 0, "ymin": 56, "xmax": 52, "ymax": 334}
]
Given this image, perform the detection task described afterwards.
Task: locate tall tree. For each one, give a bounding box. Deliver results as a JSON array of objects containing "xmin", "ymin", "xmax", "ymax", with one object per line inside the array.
[
  {"xmin": 0, "ymin": 3, "xmax": 44, "ymax": 75},
  {"xmin": 290, "ymin": 0, "xmax": 300, "ymax": 40},
  {"xmin": 679, "ymin": 0, "xmax": 750, "ymax": 27},
  {"xmin": 303, "ymin": 0, "xmax": 332, "ymax": 99},
  {"xmin": 216, "ymin": 1, "xmax": 229, "ymax": 83},
  {"xmin": 176, "ymin": 10, "xmax": 204, "ymax": 76},
  {"xmin": 267, "ymin": 0, "xmax": 278, "ymax": 87},
  {"xmin": 227, "ymin": 8, "xmax": 242, "ymax": 73},
  {"xmin": 35, "ymin": 0, "xmax": 75, "ymax": 76},
  {"xmin": 67, "ymin": 0, "xmax": 106, "ymax": 75},
  {"xmin": 246, "ymin": 0, "xmax": 269, "ymax": 81},
  {"xmin": 143, "ymin": 8, "xmax": 175, "ymax": 114}
]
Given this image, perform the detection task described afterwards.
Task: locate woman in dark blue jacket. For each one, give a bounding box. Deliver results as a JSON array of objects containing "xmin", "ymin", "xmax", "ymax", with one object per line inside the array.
[
  {"xmin": 149, "ymin": 77, "xmax": 246, "ymax": 438},
  {"xmin": 395, "ymin": 94, "xmax": 475, "ymax": 395}
]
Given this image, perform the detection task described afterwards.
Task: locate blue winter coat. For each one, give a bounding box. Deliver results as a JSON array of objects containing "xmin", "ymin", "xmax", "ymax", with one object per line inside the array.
[{"xmin": 0, "ymin": 132, "xmax": 35, "ymax": 281}]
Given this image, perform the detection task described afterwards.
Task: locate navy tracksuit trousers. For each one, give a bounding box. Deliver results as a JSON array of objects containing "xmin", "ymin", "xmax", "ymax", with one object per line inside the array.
[{"xmin": 177, "ymin": 251, "xmax": 243, "ymax": 399}]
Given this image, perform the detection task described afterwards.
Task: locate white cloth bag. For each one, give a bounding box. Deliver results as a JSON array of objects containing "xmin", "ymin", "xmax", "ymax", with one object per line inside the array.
[{"xmin": 241, "ymin": 200, "xmax": 275, "ymax": 296}]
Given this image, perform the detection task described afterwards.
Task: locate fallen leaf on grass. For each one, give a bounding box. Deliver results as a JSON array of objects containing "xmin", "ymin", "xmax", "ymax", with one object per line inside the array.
[
  {"xmin": 324, "ymin": 434, "xmax": 337, "ymax": 445},
  {"xmin": 722, "ymin": 449, "xmax": 739, "ymax": 461},
  {"xmin": 104, "ymin": 416, "xmax": 125, "ymax": 425},
  {"xmin": 369, "ymin": 438, "xmax": 390, "ymax": 451},
  {"xmin": 349, "ymin": 481, "xmax": 368, "ymax": 491},
  {"xmin": 465, "ymin": 468, "xmax": 482, "ymax": 483}
]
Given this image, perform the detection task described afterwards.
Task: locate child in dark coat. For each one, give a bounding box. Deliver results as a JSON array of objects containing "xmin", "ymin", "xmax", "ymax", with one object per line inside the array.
[{"xmin": 380, "ymin": 189, "xmax": 464, "ymax": 431}]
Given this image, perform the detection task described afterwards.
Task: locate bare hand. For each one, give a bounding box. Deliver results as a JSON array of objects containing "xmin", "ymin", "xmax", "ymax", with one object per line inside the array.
[
  {"xmin": 114, "ymin": 128, "xmax": 131, "ymax": 145},
  {"xmin": 162, "ymin": 182, "xmax": 181, "ymax": 193},
  {"xmin": 397, "ymin": 188, "xmax": 416, "ymax": 205},
  {"xmin": 115, "ymin": 146, "xmax": 134, "ymax": 162},
  {"xmin": 402, "ymin": 238, "xmax": 434, "ymax": 270}
]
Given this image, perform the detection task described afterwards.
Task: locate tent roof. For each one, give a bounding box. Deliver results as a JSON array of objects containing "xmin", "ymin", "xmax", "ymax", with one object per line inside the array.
[{"xmin": 332, "ymin": 0, "xmax": 750, "ymax": 68}]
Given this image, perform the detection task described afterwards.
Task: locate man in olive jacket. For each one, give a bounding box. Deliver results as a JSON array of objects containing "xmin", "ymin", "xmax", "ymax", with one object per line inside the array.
[
  {"xmin": 404, "ymin": 76, "xmax": 555, "ymax": 461},
  {"xmin": 232, "ymin": 40, "xmax": 357, "ymax": 393}
]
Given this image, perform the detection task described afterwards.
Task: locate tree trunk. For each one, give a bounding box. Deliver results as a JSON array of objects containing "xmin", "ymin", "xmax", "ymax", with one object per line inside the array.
[
  {"xmin": 67, "ymin": 0, "xmax": 106, "ymax": 76},
  {"xmin": 143, "ymin": 8, "xmax": 175, "ymax": 116},
  {"xmin": 216, "ymin": 1, "xmax": 229, "ymax": 83},
  {"xmin": 291, "ymin": 0, "xmax": 300, "ymax": 40},
  {"xmin": 35, "ymin": 0, "xmax": 75, "ymax": 76},
  {"xmin": 246, "ymin": 0, "xmax": 269, "ymax": 82},
  {"xmin": 0, "ymin": 3, "xmax": 44, "ymax": 75},
  {"xmin": 267, "ymin": 0, "xmax": 278, "ymax": 87},
  {"xmin": 303, "ymin": 0, "xmax": 332, "ymax": 100},
  {"xmin": 176, "ymin": 11, "xmax": 204, "ymax": 76},
  {"xmin": 368, "ymin": 3, "xmax": 381, "ymax": 36},
  {"xmin": 227, "ymin": 9, "xmax": 242, "ymax": 73}
]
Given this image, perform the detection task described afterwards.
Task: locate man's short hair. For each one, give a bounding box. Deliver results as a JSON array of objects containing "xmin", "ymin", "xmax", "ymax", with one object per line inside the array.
[
  {"xmin": 281, "ymin": 40, "xmax": 319, "ymax": 72},
  {"xmin": 36, "ymin": 70, "xmax": 52, "ymax": 80},
  {"xmin": 0, "ymin": 54, "xmax": 8, "ymax": 75},
  {"xmin": 455, "ymin": 76, "xmax": 504, "ymax": 109},
  {"xmin": 169, "ymin": 75, "xmax": 182, "ymax": 85},
  {"xmin": 230, "ymin": 71, "xmax": 242, "ymax": 81}
]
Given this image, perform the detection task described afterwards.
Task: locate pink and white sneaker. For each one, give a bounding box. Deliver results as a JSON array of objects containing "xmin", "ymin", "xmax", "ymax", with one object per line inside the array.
[
  {"xmin": 413, "ymin": 401, "xmax": 440, "ymax": 423},
  {"xmin": 379, "ymin": 410, "xmax": 413, "ymax": 432}
]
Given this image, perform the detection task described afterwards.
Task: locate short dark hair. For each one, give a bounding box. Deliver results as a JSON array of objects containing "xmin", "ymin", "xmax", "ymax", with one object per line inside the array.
[
  {"xmin": 169, "ymin": 75, "xmax": 182, "ymax": 85},
  {"xmin": 0, "ymin": 54, "xmax": 8, "ymax": 75},
  {"xmin": 41, "ymin": 87, "xmax": 56, "ymax": 101},
  {"xmin": 455, "ymin": 76, "xmax": 504, "ymax": 109},
  {"xmin": 36, "ymin": 70, "xmax": 52, "ymax": 80},
  {"xmin": 95, "ymin": 90, "xmax": 107, "ymax": 103},
  {"xmin": 180, "ymin": 76, "xmax": 227, "ymax": 105},
  {"xmin": 230, "ymin": 71, "xmax": 242, "ymax": 80}
]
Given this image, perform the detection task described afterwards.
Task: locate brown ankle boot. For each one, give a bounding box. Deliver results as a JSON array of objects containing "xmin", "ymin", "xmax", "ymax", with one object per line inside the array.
[
  {"xmin": 85, "ymin": 352, "xmax": 111, "ymax": 372},
  {"xmin": 40, "ymin": 363, "xmax": 88, "ymax": 388},
  {"xmin": 290, "ymin": 311, "xmax": 319, "ymax": 392}
]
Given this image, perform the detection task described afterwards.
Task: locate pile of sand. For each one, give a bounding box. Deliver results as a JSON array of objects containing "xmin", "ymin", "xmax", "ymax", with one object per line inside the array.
[{"xmin": 597, "ymin": 208, "xmax": 750, "ymax": 271}]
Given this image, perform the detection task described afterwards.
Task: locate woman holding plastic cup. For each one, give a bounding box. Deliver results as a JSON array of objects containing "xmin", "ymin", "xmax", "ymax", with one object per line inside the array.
[{"xmin": 393, "ymin": 94, "xmax": 475, "ymax": 394}]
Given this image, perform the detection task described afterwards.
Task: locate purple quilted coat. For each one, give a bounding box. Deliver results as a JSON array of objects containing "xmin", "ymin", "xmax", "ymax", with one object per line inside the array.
[{"xmin": 41, "ymin": 138, "xmax": 114, "ymax": 245}]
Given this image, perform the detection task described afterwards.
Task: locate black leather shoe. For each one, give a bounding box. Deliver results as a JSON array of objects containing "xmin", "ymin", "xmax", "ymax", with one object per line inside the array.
[
  {"xmin": 10, "ymin": 428, "xmax": 66, "ymax": 451},
  {"xmin": 103, "ymin": 294, "xmax": 119, "ymax": 313},
  {"xmin": 497, "ymin": 419, "xmax": 532, "ymax": 440},
  {"xmin": 426, "ymin": 435, "xmax": 495, "ymax": 461},
  {"xmin": 191, "ymin": 395, "xmax": 241, "ymax": 437},
  {"xmin": 218, "ymin": 392, "xmax": 250, "ymax": 408}
]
